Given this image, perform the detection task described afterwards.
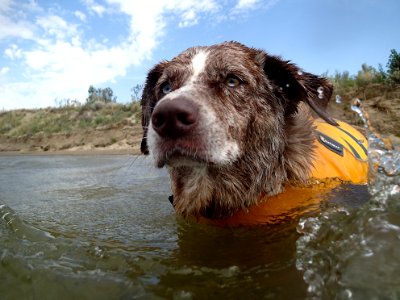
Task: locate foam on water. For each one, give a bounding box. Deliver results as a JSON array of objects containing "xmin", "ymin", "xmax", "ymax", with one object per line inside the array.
[{"xmin": 296, "ymin": 100, "xmax": 400, "ymax": 299}]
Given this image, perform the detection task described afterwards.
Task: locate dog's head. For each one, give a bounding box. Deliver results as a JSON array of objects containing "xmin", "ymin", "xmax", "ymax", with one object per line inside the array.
[
  {"xmin": 141, "ymin": 41, "xmax": 335, "ymax": 217},
  {"xmin": 141, "ymin": 41, "xmax": 334, "ymax": 170}
]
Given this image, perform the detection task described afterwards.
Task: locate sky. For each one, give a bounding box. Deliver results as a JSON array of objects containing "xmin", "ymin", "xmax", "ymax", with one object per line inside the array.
[{"xmin": 0, "ymin": 0, "xmax": 399, "ymax": 110}]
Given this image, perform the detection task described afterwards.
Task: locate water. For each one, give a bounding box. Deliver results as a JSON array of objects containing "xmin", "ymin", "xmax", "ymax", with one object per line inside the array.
[
  {"xmin": 0, "ymin": 155, "xmax": 306, "ymax": 299},
  {"xmin": 0, "ymin": 138, "xmax": 399, "ymax": 299}
]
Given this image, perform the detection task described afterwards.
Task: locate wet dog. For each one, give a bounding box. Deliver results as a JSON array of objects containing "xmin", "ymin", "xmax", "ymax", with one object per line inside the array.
[{"xmin": 140, "ymin": 42, "xmax": 368, "ymax": 221}]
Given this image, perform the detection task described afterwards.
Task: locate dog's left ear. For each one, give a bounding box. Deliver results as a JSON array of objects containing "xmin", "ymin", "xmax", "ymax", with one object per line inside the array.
[
  {"xmin": 260, "ymin": 53, "xmax": 338, "ymax": 126},
  {"xmin": 140, "ymin": 61, "xmax": 168, "ymax": 155}
]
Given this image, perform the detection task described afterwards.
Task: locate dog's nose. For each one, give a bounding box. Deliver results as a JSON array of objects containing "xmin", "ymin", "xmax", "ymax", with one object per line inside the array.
[{"xmin": 151, "ymin": 97, "xmax": 199, "ymax": 139}]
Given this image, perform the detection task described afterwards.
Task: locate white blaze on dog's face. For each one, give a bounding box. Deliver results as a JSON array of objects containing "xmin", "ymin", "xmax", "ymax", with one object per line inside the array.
[{"xmin": 189, "ymin": 51, "xmax": 207, "ymax": 83}]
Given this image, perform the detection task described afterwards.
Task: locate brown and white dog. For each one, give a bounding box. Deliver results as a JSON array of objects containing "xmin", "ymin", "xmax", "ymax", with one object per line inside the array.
[{"xmin": 140, "ymin": 41, "xmax": 344, "ymax": 219}]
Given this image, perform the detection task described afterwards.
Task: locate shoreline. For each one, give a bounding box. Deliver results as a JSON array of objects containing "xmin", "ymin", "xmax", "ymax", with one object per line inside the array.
[{"xmin": 0, "ymin": 148, "xmax": 141, "ymax": 156}]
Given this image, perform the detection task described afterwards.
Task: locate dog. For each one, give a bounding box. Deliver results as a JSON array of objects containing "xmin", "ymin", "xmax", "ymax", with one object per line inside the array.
[{"xmin": 140, "ymin": 42, "xmax": 368, "ymax": 224}]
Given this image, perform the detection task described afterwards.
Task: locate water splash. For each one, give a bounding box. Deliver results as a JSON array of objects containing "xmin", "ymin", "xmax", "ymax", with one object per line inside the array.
[
  {"xmin": 317, "ymin": 86, "xmax": 324, "ymax": 99},
  {"xmin": 296, "ymin": 99, "xmax": 400, "ymax": 299},
  {"xmin": 350, "ymin": 98, "xmax": 367, "ymax": 126}
]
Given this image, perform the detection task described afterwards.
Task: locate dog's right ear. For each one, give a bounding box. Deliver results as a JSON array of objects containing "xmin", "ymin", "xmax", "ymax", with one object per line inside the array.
[
  {"xmin": 140, "ymin": 61, "xmax": 167, "ymax": 155},
  {"xmin": 259, "ymin": 52, "xmax": 338, "ymax": 126}
]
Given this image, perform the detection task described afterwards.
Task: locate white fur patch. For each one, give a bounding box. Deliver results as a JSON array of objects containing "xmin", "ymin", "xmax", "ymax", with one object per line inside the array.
[
  {"xmin": 188, "ymin": 50, "xmax": 208, "ymax": 84},
  {"xmin": 200, "ymin": 105, "xmax": 240, "ymax": 164}
]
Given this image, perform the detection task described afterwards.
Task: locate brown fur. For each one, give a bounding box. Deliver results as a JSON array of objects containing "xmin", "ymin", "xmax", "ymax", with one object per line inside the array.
[{"xmin": 140, "ymin": 42, "xmax": 335, "ymax": 218}]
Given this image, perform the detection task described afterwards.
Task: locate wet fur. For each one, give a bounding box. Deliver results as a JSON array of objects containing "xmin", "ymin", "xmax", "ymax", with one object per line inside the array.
[{"xmin": 140, "ymin": 42, "xmax": 335, "ymax": 218}]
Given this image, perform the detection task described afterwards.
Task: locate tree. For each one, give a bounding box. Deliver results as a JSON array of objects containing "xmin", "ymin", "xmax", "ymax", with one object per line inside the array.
[
  {"xmin": 387, "ymin": 49, "xmax": 400, "ymax": 83},
  {"xmin": 86, "ymin": 85, "xmax": 117, "ymax": 104},
  {"xmin": 101, "ymin": 87, "xmax": 117, "ymax": 103},
  {"xmin": 332, "ymin": 70, "xmax": 355, "ymax": 95},
  {"xmin": 131, "ymin": 84, "xmax": 144, "ymax": 102},
  {"xmin": 355, "ymin": 64, "xmax": 376, "ymax": 88}
]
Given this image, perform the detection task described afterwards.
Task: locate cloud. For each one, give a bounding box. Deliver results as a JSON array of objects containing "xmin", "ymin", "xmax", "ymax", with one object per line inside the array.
[
  {"xmin": 175, "ymin": 0, "xmax": 220, "ymax": 27},
  {"xmin": 74, "ymin": 10, "xmax": 87, "ymax": 22},
  {"xmin": 36, "ymin": 15, "xmax": 79, "ymax": 40},
  {"xmin": 0, "ymin": 67, "xmax": 10, "ymax": 76},
  {"xmin": 231, "ymin": 0, "xmax": 279, "ymax": 15},
  {"xmin": 0, "ymin": 0, "xmax": 276, "ymax": 110},
  {"xmin": 82, "ymin": 0, "xmax": 106, "ymax": 17},
  {"xmin": 0, "ymin": 4, "xmax": 35, "ymax": 40},
  {"xmin": 235, "ymin": 0, "xmax": 260, "ymax": 10},
  {"xmin": 4, "ymin": 44, "xmax": 23, "ymax": 59},
  {"xmin": 106, "ymin": 0, "xmax": 221, "ymax": 52}
]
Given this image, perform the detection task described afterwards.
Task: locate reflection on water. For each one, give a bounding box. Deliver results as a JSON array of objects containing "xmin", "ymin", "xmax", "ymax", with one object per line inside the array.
[{"xmin": 0, "ymin": 139, "xmax": 399, "ymax": 299}]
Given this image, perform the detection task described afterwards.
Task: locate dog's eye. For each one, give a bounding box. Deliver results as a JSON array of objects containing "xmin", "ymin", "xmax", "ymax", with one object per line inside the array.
[
  {"xmin": 161, "ymin": 83, "xmax": 172, "ymax": 94},
  {"xmin": 225, "ymin": 76, "xmax": 241, "ymax": 88}
]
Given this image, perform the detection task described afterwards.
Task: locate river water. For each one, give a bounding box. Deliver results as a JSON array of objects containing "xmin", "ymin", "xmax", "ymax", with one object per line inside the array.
[{"xmin": 0, "ymin": 138, "xmax": 399, "ymax": 299}]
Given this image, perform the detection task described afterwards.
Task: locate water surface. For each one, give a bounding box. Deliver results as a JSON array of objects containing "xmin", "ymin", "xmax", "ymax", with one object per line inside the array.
[{"xmin": 0, "ymin": 150, "xmax": 399, "ymax": 299}]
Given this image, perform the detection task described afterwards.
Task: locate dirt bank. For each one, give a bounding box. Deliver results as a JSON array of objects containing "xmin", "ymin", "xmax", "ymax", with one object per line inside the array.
[
  {"xmin": 1, "ymin": 83, "xmax": 399, "ymax": 155},
  {"xmin": 327, "ymin": 83, "xmax": 400, "ymax": 147},
  {"xmin": 0, "ymin": 123, "xmax": 143, "ymax": 155}
]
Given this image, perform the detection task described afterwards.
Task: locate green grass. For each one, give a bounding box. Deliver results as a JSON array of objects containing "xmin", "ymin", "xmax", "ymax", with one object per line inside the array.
[
  {"xmin": 0, "ymin": 110, "xmax": 26, "ymax": 134},
  {"xmin": 0, "ymin": 102, "xmax": 141, "ymax": 138}
]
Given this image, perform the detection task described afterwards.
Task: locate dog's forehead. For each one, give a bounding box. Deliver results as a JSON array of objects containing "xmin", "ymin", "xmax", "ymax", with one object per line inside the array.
[
  {"xmin": 172, "ymin": 43, "xmax": 254, "ymax": 68},
  {"xmin": 164, "ymin": 44, "xmax": 259, "ymax": 85}
]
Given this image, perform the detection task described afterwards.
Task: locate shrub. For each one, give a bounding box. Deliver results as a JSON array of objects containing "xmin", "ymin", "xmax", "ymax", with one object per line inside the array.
[{"xmin": 387, "ymin": 49, "xmax": 400, "ymax": 83}]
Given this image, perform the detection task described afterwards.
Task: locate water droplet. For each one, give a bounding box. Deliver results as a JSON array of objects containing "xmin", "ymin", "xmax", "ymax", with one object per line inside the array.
[
  {"xmin": 317, "ymin": 86, "xmax": 324, "ymax": 99},
  {"xmin": 343, "ymin": 289, "xmax": 353, "ymax": 299},
  {"xmin": 390, "ymin": 185, "xmax": 400, "ymax": 195},
  {"xmin": 380, "ymin": 154, "xmax": 400, "ymax": 176},
  {"xmin": 286, "ymin": 83, "xmax": 290, "ymax": 88},
  {"xmin": 351, "ymin": 98, "xmax": 367, "ymax": 126},
  {"xmin": 297, "ymin": 70, "xmax": 303, "ymax": 76},
  {"xmin": 175, "ymin": 290, "xmax": 192, "ymax": 299},
  {"xmin": 336, "ymin": 95, "xmax": 342, "ymax": 103}
]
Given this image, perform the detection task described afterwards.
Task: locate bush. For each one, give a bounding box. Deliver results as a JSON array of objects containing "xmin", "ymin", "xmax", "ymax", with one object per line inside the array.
[
  {"xmin": 86, "ymin": 86, "xmax": 117, "ymax": 104},
  {"xmin": 0, "ymin": 111, "xmax": 24, "ymax": 134},
  {"xmin": 332, "ymin": 70, "xmax": 355, "ymax": 96},
  {"xmin": 387, "ymin": 49, "xmax": 400, "ymax": 83}
]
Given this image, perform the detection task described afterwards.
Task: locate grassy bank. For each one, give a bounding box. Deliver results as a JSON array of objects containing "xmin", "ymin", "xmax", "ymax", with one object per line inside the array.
[
  {"xmin": 1, "ymin": 81, "xmax": 399, "ymax": 154},
  {"xmin": 0, "ymin": 101, "xmax": 142, "ymax": 153},
  {"xmin": 327, "ymin": 78, "xmax": 400, "ymax": 138},
  {"xmin": 1, "ymin": 101, "xmax": 141, "ymax": 136}
]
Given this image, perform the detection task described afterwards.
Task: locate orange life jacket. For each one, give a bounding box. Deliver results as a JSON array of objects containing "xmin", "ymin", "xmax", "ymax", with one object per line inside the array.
[
  {"xmin": 311, "ymin": 119, "xmax": 368, "ymax": 183},
  {"xmin": 200, "ymin": 119, "xmax": 369, "ymax": 226}
]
